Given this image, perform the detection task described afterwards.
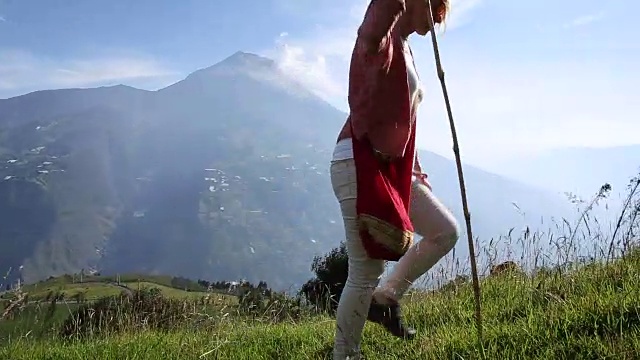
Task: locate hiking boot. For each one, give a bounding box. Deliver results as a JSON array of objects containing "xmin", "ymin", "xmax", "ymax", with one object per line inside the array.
[{"xmin": 367, "ymin": 296, "xmax": 416, "ymax": 340}]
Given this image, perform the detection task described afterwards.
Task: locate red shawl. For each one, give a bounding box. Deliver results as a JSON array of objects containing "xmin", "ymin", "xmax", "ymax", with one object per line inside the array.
[{"xmin": 351, "ymin": 122, "xmax": 415, "ymax": 261}]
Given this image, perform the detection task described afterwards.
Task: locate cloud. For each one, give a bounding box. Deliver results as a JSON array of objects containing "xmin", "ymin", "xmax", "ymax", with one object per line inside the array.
[
  {"xmin": 271, "ymin": 32, "xmax": 347, "ymax": 102},
  {"xmin": 0, "ymin": 49, "xmax": 180, "ymax": 98},
  {"xmin": 563, "ymin": 13, "xmax": 605, "ymax": 28},
  {"xmin": 0, "ymin": 15, "xmax": 5, "ymax": 22},
  {"xmin": 264, "ymin": 0, "xmax": 485, "ymax": 107},
  {"xmin": 261, "ymin": 1, "xmax": 371, "ymax": 107},
  {"xmin": 48, "ymin": 57, "xmax": 176, "ymax": 87},
  {"xmin": 265, "ymin": 29, "xmax": 353, "ymax": 109}
]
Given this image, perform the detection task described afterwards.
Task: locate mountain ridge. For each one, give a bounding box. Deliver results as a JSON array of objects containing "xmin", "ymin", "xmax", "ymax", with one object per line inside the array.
[{"xmin": 0, "ymin": 51, "xmax": 585, "ymax": 290}]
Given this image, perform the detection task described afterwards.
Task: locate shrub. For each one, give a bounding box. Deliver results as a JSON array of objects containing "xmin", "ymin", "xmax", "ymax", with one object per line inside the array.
[
  {"xmin": 237, "ymin": 283, "xmax": 306, "ymax": 323},
  {"xmin": 59, "ymin": 288, "xmax": 190, "ymax": 338},
  {"xmin": 439, "ymin": 274, "xmax": 470, "ymax": 293},
  {"xmin": 299, "ymin": 241, "xmax": 348, "ymax": 314}
]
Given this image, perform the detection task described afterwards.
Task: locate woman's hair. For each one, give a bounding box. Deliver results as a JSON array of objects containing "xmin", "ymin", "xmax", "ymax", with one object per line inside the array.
[
  {"xmin": 441, "ymin": 0, "xmax": 451, "ymax": 22},
  {"xmin": 434, "ymin": 0, "xmax": 451, "ymax": 32},
  {"xmin": 363, "ymin": 0, "xmax": 451, "ymax": 32}
]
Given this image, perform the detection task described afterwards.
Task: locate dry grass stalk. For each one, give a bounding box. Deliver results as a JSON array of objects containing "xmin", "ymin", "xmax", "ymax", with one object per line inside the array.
[{"xmin": 1, "ymin": 289, "xmax": 27, "ymax": 320}]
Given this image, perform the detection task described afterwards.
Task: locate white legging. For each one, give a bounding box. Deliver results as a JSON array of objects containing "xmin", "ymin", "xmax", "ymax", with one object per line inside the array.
[{"xmin": 330, "ymin": 158, "xmax": 460, "ymax": 359}]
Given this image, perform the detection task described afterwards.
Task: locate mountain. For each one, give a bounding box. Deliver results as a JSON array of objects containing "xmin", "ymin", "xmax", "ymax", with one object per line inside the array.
[{"xmin": 0, "ymin": 51, "xmax": 575, "ymax": 290}]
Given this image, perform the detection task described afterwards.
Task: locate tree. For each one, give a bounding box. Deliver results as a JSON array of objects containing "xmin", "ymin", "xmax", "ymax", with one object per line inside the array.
[{"xmin": 299, "ymin": 241, "xmax": 348, "ymax": 314}]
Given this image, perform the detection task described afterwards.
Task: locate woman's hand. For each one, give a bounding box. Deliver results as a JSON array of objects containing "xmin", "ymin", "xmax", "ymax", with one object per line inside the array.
[
  {"xmin": 413, "ymin": 154, "xmax": 431, "ymax": 190},
  {"xmin": 413, "ymin": 171, "xmax": 432, "ymax": 190}
]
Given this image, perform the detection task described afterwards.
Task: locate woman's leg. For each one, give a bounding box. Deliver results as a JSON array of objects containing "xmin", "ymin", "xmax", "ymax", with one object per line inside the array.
[
  {"xmin": 376, "ymin": 179, "xmax": 460, "ymax": 301},
  {"xmin": 330, "ymin": 159, "xmax": 385, "ymax": 360}
]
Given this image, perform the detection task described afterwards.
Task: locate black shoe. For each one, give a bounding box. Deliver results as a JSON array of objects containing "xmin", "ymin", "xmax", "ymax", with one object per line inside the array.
[{"xmin": 367, "ymin": 297, "xmax": 416, "ymax": 340}]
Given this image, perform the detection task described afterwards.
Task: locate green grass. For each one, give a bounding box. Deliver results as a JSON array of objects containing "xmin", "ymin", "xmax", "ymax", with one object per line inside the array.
[
  {"xmin": 122, "ymin": 281, "xmax": 230, "ymax": 302},
  {"xmin": 0, "ymin": 303, "xmax": 78, "ymax": 340},
  {"xmin": 2, "ymin": 178, "xmax": 638, "ymax": 358},
  {"xmin": 1, "ymin": 275, "xmax": 234, "ymax": 303},
  {"xmin": 2, "ymin": 251, "xmax": 639, "ymax": 359},
  {"xmin": 15, "ymin": 282, "xmax": 124, "ymax": 302}
]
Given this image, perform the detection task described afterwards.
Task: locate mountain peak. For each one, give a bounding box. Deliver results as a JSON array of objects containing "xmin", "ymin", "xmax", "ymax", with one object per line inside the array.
[
  {"xmin": 166, "ymin": 50, "xmax": 317, "ymax": 101},
  {"xmin": 220, "ymin": 51, "xmax": 276, "ymax": 69},
  {"xmin": 186, "ymin": 51, "xmax": 277, "ymax": 80}
]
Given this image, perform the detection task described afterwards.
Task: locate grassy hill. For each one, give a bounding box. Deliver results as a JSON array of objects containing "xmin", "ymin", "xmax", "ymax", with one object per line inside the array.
[
  {"xmin": 0, "ymin": 248, "xmax": 638, "ymax": 359},
  {"xmin": 0, "ymin": 175, "xmax": 637, "ymax": 360},
  {"xmin": 0, "ymin": 274, "xmax": 238, "ymax": 341},
  {"xmin": 1, "ymin": 273, "xmax": 229, "ymax": 302}
]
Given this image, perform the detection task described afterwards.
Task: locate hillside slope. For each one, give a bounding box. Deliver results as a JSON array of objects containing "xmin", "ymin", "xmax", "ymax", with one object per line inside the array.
[
  {"xmin": 0, "ymin": 51, "xmax": 574, "ymax": 290},
  {"xmin": 3, "ymin": 249, "xmax": 639, "ymax": 359}
]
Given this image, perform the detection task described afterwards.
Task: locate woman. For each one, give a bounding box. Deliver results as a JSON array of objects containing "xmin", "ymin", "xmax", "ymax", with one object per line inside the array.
[{"xmin": 330, "ymin": 0, "xmax": 459, "ymax": 358}]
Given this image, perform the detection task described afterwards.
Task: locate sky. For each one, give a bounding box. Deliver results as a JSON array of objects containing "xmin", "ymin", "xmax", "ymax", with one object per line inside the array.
[{"xmin": 0, "ymin": 0, "xmax": 638, "ymax": 168}]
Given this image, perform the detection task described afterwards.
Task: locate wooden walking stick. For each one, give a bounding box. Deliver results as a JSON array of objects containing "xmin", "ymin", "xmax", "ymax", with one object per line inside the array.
[{"xmin": 426, "ymin": 0, "xmax": 484, "ymax": 348}]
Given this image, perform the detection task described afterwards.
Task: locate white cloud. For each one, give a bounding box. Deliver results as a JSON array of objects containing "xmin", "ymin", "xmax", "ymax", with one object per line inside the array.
[
  {"xmin": 49, "ymin": 57, "xmax": 176, "ymax": 87},
  {"xmin": 267, "ymin": 32, "xmax": 349, "ymax": 106},
  {"xmin": 264, "ymin": 0, "xmax": 484, "ymax": 107},
  {"xmin": 0, "ymin": 49, "xmax": 180, "ymax": 98},
  {"xmin": 0, "ymin": 15, "xmax": 6, "ymax": 22},
  {"xmin": 563, "ymin": 13, "xmax": 604, "ymax": 28},
  {"xmin": 262, "ymin": 1, "xmax": 369, "ymax": 107}
]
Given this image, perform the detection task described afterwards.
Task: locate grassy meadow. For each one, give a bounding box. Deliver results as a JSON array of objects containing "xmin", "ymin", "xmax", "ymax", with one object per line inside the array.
[{"xmin": 0, "ymin": 177, "xmax": 638, "ymax": 359}]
